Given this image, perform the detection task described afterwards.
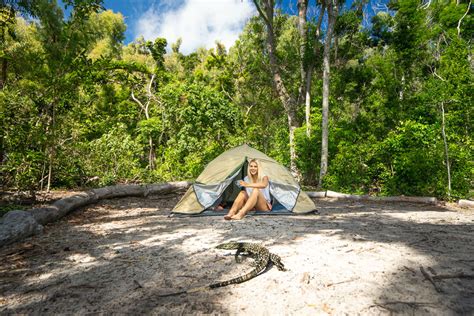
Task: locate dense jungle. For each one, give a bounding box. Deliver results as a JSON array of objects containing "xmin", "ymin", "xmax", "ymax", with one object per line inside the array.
[{"xmin": 1, "ymin": 0, "xmax": 472, "ymax": 200}]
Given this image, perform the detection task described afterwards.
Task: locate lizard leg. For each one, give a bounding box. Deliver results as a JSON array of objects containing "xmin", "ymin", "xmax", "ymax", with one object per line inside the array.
[
  {"xmin": 270, "ymin": 254, "xmax": 287, "ymax": 271},
  {"xmin": 234, "ymin": 248, "xmax": 249, "ymax": 263},
  {"xmin": 248, "ymin": 257, "xmax": 266, "ymax": 268}
]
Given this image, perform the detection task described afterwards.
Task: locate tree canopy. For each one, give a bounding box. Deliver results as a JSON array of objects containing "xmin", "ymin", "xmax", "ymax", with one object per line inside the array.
[{"xmin": 1, "ymin": 0, "xmax": 472, "ymax": 199}]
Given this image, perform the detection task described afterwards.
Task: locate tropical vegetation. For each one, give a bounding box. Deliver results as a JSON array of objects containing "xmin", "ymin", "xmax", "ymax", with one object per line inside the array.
[{"xmin": 1, "ymin": 0, "xmax": 472, "ymax": 200}]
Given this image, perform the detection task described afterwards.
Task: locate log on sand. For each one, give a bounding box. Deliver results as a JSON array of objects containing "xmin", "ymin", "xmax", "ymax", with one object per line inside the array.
[
  {"xmin": 458, "ymin": 199, "xmax": 474, "ymax": 209},
  {"xmin": 0, "ymin": 182, "xmax": 190, "ymax": 247},
  {"xmin": 307, "ymin": 190, "xmax": 438, "ymax": 205}
]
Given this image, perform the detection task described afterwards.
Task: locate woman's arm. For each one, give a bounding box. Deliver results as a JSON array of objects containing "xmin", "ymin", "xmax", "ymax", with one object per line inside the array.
[{"xmin": 241, "ymin": 176, "xmax": 269, "ymax": 189}]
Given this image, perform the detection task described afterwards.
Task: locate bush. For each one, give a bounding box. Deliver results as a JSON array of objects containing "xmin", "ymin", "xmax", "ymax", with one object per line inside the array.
[
  {"xmin": 379, "ymin": 120, "xmax": 446, "ymax": 196},
  {"xmin": 83, "ymin": 124, "xmax": 143, "ymax": 186}
]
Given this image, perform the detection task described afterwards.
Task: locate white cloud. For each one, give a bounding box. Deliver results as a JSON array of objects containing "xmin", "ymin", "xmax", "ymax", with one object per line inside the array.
[{"xmin": 135, "ymin": 0, "xmax": 255, "ymax": 54}]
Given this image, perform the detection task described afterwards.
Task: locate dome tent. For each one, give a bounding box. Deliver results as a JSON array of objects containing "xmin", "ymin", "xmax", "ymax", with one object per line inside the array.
[{"xmin": 172, "ymin": 144, "xmax": 317, "ymax": 214}]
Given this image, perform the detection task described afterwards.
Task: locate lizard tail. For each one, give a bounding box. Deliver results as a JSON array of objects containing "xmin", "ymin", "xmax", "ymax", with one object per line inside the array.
[
  {"xmin": 157, "ymin": 290, "xmax": 187, "ymax": 297},
  {"xmin": 209, "ymin": 269, "xmax": 260, "ymax": 289},
  {"xmin": 157, "ymin": 286, "xmax": 208, "ymax": 297}
]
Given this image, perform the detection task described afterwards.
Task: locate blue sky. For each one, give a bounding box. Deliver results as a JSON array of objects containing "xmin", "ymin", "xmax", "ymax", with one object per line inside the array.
[
  {"xmin": 62, "ymin": 0, "xmax": 387, "ymax": 54},
  {"xmin": 99, "ymin": 0, "xmax": 257, "ymax": 54}
]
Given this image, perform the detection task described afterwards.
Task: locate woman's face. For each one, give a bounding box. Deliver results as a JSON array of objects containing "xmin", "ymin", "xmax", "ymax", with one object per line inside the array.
[{"xmin": 249, "ymin": 161, "xmax": 258, "ymax": 176}]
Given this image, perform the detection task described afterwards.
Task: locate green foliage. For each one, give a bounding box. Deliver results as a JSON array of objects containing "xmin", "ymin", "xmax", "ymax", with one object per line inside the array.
[
  {"xmin": 155, "ymin": 81, "xmax": 243, "ymax": 179},
  {"xmin": 0, "ymin": 88, "xmax": 45, "ymax": 189},
  {"xmin": 83, "ymin": 124, "xmax": 143, "ymax": 186},
  {"xmin": 371, "ymin": 12, "xmax": 394, "ymax": 46},
  {"xmin": 1, "ymin": 1, "xmax": 472, "ymax": 201},
  {"xmin": 390, "ymin": 0, "xmax": 430, "ymax": 73},
  {"xmin": 380, "ymin": 120, "xmax": 445, "ymax": 196},
  {"xmin": 146, "ymin": 37, "xmax": 167, "ymax": 70}
]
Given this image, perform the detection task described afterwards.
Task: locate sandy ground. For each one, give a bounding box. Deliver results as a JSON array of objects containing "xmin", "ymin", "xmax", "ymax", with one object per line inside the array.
[{"xmin": 1, "ymin": 192, "xmax": 473, "ymax": 315}]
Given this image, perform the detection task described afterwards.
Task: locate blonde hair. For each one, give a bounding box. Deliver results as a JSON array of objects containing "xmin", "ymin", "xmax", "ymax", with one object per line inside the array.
[{"xmin": 247, "ymin": 159, "xmax": 263, "ymax": 183}]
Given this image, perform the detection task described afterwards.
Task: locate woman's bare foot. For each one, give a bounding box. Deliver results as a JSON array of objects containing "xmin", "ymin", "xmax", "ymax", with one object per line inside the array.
[
  {"xmin": 231, "ymin": 211, "xmax": 245, "ymax": 220},
  {"xmin": 224, "ymin": 210, "xmax": 236, "ymax": 220},
  {"xmin": 214, "ymin": 205, "xmax": 224, "ymax": 211}
]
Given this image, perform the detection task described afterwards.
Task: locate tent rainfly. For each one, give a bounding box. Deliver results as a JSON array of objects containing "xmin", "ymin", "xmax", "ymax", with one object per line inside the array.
[{"xmin": 172, "ymin": 144, "xmax": 316, "ymax": 214}]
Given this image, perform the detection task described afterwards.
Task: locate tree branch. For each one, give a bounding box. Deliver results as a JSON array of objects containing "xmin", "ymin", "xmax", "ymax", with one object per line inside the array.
[
  {"xmin": 432, "ymin": 70, "xmax": 446, "ymax": 82},
  {"xmin": 457, "ymin": 0, "xmax": 471, "ymax": 37},
  {"xmin": 131, "ymin": 90, "xmax": 145, "ymax": 112},
  {"xmin": 146, "ymin": 73, "xmax": 155, "ymax": 98},
  {"xmin": 252, "ymin": 0, "xmax": 271, "ymax": 26}
]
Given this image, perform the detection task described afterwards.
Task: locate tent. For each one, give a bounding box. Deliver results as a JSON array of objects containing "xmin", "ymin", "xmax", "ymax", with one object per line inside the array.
[{"xmin": 172, "ymin": 144, "xmax": 316, "ymax": 214}]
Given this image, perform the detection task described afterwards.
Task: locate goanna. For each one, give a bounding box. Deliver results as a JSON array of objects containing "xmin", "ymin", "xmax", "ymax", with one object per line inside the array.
[{"xmin": 158, "ymin": 242, "xmax": 286, "ymax": 297}]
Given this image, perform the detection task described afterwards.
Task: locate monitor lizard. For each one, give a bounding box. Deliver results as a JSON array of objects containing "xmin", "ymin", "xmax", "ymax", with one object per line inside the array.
[{"xmin": 158, "ymin": 242, "xmax": 286, "ymax": 297}]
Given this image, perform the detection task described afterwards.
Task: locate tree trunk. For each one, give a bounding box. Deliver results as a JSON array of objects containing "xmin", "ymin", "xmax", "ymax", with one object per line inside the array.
[
  {"xmin": 318, "ymin": 1, "xmax": 337, "ymax": 188},
  {"xmin": 131, "ymin": 74, "xmax": 157, "ymax": 170},
  {"xmin": 40, "ymin": 160, "xmax": 47, "ymax": 191},
  {"xmin": 304, "ymin": 68, "xmax": 313, "ymax": 137},
  {"xmin": 1, "ymin": 16, "xmax": 9, "ymax": 90},
  {"xmin": 297, "ymin": 0, "xmax": 308, "ymax": 85},
  {"xmin": 0, "ymin": 58, "xmax": 7, "ymax": 89},
  {"xmin": 46, "ymin": 100, "xmax": 56, "ymax": 193},
  {"xmin": 253, "ymin": 0, "xmax": 301, "ymax": 180},
  {"xmin": 148, "ymin": 136, "xmax": 156, "ymax": 170},
  {"xmin": 46, "ymin": 156, "xmax": 53, "ymax": 192},
  {"xmin": 304, "ymin": 4, "xmax": 325, "ymax": 138},
  {"xmin": 298, "ymin": 0, "xmax": 311, "ymax": 138},
  {"xmin": 441, "ymin": 102, "xmax": 451, "ymax": 196},
  {"xmin": 297, "ymin": 0, "xmax": 310, "ymax": 138},
  {"xmin": 0, "ymin": 181, "xmax": 191, "ymax": 247},
  {"xmin": 457, "ymin": 0, "xmax": 471, "ymax": 37},
  {"xmin": 145, "ymin": 74, "xmax": 156, "ymax": 170}
]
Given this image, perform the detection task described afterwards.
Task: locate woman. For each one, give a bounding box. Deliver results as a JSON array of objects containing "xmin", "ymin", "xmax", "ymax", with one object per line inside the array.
[{"xmin": 224, "ymin": 159, "xmax": 271, "ymax": 220}]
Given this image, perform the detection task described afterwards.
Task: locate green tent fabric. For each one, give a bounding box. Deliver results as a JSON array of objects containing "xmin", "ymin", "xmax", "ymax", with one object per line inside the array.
[{"xmin": 172, "ymin": 144, "xmax": 317, "ymax": 214}]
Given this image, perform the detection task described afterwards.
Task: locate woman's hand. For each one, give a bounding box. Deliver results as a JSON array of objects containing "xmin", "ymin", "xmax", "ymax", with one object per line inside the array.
[
  {"xmin": 244, "ymin": 176, "xmax": 269, "ymax": 189},
  {"xmin": 239, "ymin": 180, "xmax": 248, "ymax": 187}
]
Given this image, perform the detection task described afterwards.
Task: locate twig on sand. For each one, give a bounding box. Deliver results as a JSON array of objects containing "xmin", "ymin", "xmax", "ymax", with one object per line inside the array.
[
  {"xmin": 23, "ymin": 276, "xmax": 70, "ymax": 294},
  {"xmin": 113, "ymin": 257, "xmax": 141, "ymax": 263},
  {"xmin": 325, "ymin": 277, "xmax": 360, "ymax": 287},
  {"xmin": 371, "ymin": 301, "xmax": 437, "ymax": 312},
  {"xmin": 402, "ymin": 266, "xmax": 416, "ymax": 275},
  {"xmin": 178, "ymin": 303, "xmax": 188, "ymax": 316},
  {"xmin": 133, "ymin": 279, "xmax": 144, "ymax": 289},
  {"xmin": 420, "ymin": 266, "xmax": 443, "ymax": 292},
  {"xmin": 69, "ymin": 283, "xmax": 104, "ymax": 289},
  {"xmin": 433, "ymin": 272, "xmax": 474, "ymax": 280},
  {"xmin": 427, "ymin": 267, "xmax": 437, "ymax": 275}
]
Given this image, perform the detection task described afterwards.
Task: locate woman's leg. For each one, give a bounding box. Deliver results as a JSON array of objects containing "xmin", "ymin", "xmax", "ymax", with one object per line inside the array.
[
  {"xmin": 224, "ymin": 191, "xmax": 247, "ymax": 220},
  {"xmin": 232, "ymin": 189, "xmax": 270, "ymax": 220}
]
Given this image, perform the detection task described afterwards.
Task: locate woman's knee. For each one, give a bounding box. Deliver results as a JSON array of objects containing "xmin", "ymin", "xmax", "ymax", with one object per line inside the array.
[{"xmin": 234, "ymin": 191, "xmax": 248, "ymax": 204}]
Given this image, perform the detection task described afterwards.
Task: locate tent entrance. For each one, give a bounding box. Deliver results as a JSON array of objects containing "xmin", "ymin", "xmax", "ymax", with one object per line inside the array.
[
  {"xmin": 216, "ymin": 161, "xmax": 248, "ymax": 208},
  {"xmin": 194, "ymin": 161, "xmax": 247, "ymax": 210},
  {"xmin": 196, "ymin": 160, "xmax": 289, "ymax": 211},
  {"xmin": 171, "ymin": 144, "xmax": 317, "ymax": 214},
  {"xmin": 193, "ymin": 160, "xmax": 246, "ymax": 210}
]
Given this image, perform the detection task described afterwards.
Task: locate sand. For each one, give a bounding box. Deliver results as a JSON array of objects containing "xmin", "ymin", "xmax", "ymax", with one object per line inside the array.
[{"xmin": 1, "ymin": 192, "xmax": 473, "ymax": 315}]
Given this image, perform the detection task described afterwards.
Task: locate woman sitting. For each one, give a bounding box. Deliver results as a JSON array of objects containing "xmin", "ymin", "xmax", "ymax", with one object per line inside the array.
[{"xmin": 224, "ymin": 159, "xmax": 271, "ymax": 220}]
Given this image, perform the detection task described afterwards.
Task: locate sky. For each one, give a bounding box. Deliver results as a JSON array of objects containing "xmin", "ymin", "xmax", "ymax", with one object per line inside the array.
[
  {"xmin": 61, "ymin": 0, "xmax": 388, "ymax": 55},
  {"xmin": 102, "ymin": 0, "xmax": 257, "ymax": 54}
]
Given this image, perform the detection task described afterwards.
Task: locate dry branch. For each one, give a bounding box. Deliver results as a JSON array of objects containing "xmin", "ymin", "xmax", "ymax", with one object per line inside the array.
[
  {"xmin": 306, "ymin": 191, "xmax": 326, "ymax": 198},
  {"xmin": 458, "ymin": 199, "xmax": 474, "ymax": 209},
  {"xmin": 0, "ymin": 182, "xmax": 191, "ymax": 247},
  {"xmin": 372, "ymin": 300, "xmax": 437, "ymax": 312},
  {"xmin": 306, "ymin": 190, "xmax": 438, "ymax": 204},
  {"xmin": 420, "ymin": 266, "xmax": 443, "ymax": 293},
  {"xmin": 325, "ymin": 277, "xmax": 360, "ymax": 287},
  {"xmin": 433, "ymin": 272, "xmax": 474, "ymax": 280}
]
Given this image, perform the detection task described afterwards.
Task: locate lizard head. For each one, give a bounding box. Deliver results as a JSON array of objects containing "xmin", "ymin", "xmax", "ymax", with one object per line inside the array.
[{"xmin": 215, "ymin": 242, "xmax": 241, "ymax": 250}]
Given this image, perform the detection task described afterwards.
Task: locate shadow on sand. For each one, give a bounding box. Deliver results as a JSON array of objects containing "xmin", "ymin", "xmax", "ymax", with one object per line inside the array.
[{"xmin": 0, "ymin": 195, "xmax": 473, "ymax": 314}]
